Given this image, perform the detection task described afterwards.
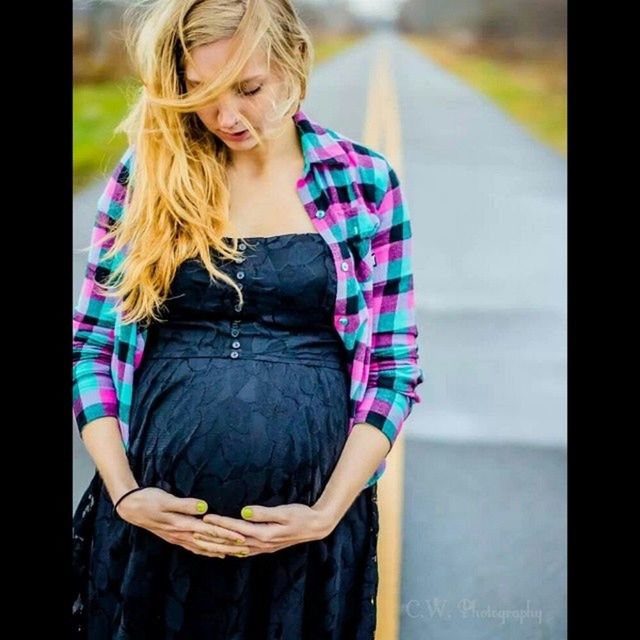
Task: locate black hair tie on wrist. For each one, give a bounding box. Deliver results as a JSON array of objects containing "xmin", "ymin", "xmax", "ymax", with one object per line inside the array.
[{"xmin": 112, "ymin": 486, "xmax": 146, "ymax": 519}]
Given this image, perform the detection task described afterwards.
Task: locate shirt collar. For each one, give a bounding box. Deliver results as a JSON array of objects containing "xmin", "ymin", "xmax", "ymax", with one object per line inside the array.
[{"xmin": 293, "ymin": 108, "xmax": 350, "ymax": 173}]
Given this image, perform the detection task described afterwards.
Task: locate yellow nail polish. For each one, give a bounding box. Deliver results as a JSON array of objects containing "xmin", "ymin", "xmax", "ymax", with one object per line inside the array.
[
  {"xmin": 196, "ymin": 501, "xmax": 207, "ymax": 513},
  {"xmin": 241, "ymin": 507, "xmax": 253, "ymax": 519}
]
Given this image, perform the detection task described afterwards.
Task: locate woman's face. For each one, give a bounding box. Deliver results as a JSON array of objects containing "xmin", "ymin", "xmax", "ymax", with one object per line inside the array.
[{"xmin": 183, "ymin": 38, "xmax": 285, "ymax": 148}]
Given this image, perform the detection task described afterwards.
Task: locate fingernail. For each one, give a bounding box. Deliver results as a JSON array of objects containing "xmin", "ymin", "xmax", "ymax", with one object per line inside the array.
[
  {"xmin": 234, "ymin": 551, "xmax": 249, "ymax": 557},
  {"xmin": 241, "ymin": 507, "xmax": 253, "ymax": 519},
  {"xmin": 196, "ymin": 501, "xmax": 207, "ymax": 513}
]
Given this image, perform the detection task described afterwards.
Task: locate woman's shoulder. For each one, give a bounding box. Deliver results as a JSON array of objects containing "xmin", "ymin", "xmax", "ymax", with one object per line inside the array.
[{"xmin": 319, "ymin": 123, "xmax": 399, "ymax": 206}]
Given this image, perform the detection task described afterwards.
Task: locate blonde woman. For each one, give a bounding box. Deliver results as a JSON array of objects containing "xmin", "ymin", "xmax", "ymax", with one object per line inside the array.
[{"xmin": 72, "ymin": 0, "xmax": 424, "ymax": 637}]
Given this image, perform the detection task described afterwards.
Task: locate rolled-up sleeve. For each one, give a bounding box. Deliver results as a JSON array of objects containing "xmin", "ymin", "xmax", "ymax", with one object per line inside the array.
[
  {"xmin": 352, "ymin": 162, "xmax": 425, "ymax": 452},
  {"xmin": 72, "ymin": 148, "xmax": 133, "ymax": 433}
]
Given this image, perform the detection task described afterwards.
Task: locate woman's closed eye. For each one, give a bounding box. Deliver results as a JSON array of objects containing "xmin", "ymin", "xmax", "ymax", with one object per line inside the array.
[
  {"xmin": 185, "ymin": 80, "xmax": 262, "ymax": 97},
  {"xmin": 240, "ymin": 84, "xmax": 262, "ymax": 97}
]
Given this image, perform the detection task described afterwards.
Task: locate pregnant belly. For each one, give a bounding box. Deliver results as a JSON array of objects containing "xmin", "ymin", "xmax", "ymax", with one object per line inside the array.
[{"xmin": 127, "ymin": 356, "xmax": 350, "ymax": 514}]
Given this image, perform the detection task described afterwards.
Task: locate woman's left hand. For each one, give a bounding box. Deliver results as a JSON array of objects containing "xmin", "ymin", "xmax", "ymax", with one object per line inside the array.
[{"xmin": 192, "ymin": 503, "xmax": 335, "ymax": 557}]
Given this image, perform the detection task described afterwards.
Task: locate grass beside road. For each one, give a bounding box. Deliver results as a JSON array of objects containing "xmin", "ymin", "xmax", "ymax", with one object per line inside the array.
[
  {"xmin": 73, "ymin": 78, "xmax": 140, "ymax": 192},
  {"xmin": 73, "ymin": 33, "xmax": 364, "ymax": 193},
  {"xmin": 406, "ymin": 34, "xmax": 566, "ymax": 156}
]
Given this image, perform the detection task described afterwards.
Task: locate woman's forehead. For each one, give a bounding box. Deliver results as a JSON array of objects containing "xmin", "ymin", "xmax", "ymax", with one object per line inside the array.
[{"xmin": 184, "ymin": 41, "xmax": 268, "ymax": 83}]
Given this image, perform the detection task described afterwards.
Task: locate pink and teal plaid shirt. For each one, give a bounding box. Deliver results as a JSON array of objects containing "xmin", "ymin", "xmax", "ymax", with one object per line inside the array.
[{"xmin": 72, "ymin": 108, "xmax": 424, "ymax": 488}]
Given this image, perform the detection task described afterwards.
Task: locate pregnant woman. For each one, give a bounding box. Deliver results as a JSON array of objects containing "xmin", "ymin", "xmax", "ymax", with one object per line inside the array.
[{"xmin": 71, "ymin": 1, "xmax": 424, "ymax": 638}]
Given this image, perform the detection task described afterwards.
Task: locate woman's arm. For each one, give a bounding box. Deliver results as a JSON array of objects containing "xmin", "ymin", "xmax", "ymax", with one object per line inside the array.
[
  {"xmin": 72, "ymin": 148, "xmax": 133, "ymax": 431},
  {"xmin": 81, "ymin": 416, "xmax": 140, "ymax": 504},
  {"xmin": 313, "ymin": 160, "xmax": 424, "ymax": 528},
  {"xmin": 352, "ymin": 162, "xmax": 424, "ymax": 451},
  {"xmin": 73, "ymin": 148, "xmax": 137, "ymax": 504},
  {"xmin": 312, "ymin": 422, "xmax": 389, "ymax": 528}
]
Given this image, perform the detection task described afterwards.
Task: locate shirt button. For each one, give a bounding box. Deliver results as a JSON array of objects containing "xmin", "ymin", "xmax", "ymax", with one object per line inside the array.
[
  {"xmin": 341, "ymin": 262, "xmax": 349, "ymax": 271},
  {"xmin": 234, "ymin": 303, "xmax": 243, "ymax": 312},
  {"xmin": 231, "ymin": 328, "xmax": 240, "ymax": 337},
  {"xmin": 238, "ymin": 243, "xmax": 246, "ymax": 251},
  {"xmin": 230, "ymin": 351, "xmax": 239, "ymax": 359},
  {"xmin": 232, "ymin": 340, "xmax": 240, "ymax": 349},
  {"xmin": 237, "ymin": 271, "xmax": 245, "ymax": 280},
  {"xmin": 339, "ymin": 317, "xmax": 348, "ymax": 326},
  {"xmin": 238, "ymin": 283, "xmax": 243, "ymax": 290},
  {"xmin": 315, "ymin": 210, "xmax": 325, "ymax": 219}
]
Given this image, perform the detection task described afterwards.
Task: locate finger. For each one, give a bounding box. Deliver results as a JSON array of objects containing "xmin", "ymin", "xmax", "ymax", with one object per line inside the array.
[
  {"xmin": 167, "ymin": 496, "xmax": 210, "ymax": 517},
  {"xmin": 149, "ymin": 530, "xmax": 218, "ymax": 557},
  {"xmin": 228, "ymin": 540, "xmax": 289, "ymax": 557},
  {"xmin": 239, "ymin": 505, "xmax": 288, "ymax": 524},
  {"xmin": 179, "ymin": 541, "xmax": 226, "ymax": 558},
  {"xmin": 194, "ymin": 522, "xmax": 247, "ymax": 544},
  {"xmin": 161, "ymin": 531, "xmax": 226, "ymax": 558},
  {"xmin": 160, "ymin": 513, "xmax": 215, "ymax": 533},
  {"xmin": 195, "ymin": 534, "xmax": 245, "ymax": 547},
  {"xmin": 202, "ymin": 513, "xmax": 271, "ymax": 538},
  {"xmin": 170, "ymin": 517, "xmax": 247, "ymax": 544},
  {"xmin": 192, "ymin": 534, "xmax": 251, "ymax": 557},
  {"xmin": 198, "ymin": 531, "xmax": 271, "ymax": 551},
  {"xmin": 192, "ymin": 533, "xmax": 252, "ymax": 554},
  {"xmin": 169, "ymin": 513, "xmax": 281, "ymax": 549},
  {"xmin": 159, "ymin": 513, "xmax": 248, "ymax": 546}
]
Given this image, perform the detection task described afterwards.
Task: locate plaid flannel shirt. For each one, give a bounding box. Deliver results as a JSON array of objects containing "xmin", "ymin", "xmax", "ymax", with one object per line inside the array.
[{"xmin": 72, "ymin": 107, "xmax": 425, "ymax": 488}]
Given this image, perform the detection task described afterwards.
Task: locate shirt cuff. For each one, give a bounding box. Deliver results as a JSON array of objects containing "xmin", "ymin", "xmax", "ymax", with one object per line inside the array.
[
  {"xmin": 353, "ymin": 386, "xmax": 418, "ymax": 452},
  {"xmin": 72, "ymin": 367, "xmax": 119, "ymax": 433}
]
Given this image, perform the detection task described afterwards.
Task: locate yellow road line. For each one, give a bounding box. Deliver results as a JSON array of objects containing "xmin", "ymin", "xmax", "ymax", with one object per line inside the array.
[{"xmin": 363, "ymin": 45, "xmax": 405, "ymax": 640}]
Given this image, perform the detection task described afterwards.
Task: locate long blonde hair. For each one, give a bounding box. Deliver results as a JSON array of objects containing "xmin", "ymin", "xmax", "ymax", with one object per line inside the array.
[{"xmin": 93, "ymin": 0, "xmax": 314, "ymax": 327}]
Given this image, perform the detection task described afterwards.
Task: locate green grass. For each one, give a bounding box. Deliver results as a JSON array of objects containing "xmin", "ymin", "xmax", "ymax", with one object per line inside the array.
[
  {"xmin": 73, "ymin": 34, "xmax": 364, "ymax": 193},
  {"xmin": 73, "ymin": 77, "xmax": 141, "ymax": 191}
]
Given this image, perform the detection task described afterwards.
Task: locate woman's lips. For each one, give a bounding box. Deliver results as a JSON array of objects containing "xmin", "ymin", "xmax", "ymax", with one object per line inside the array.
[{"xmin": 220, "ymin": 129, "xmax": 250, "ymax": 141}]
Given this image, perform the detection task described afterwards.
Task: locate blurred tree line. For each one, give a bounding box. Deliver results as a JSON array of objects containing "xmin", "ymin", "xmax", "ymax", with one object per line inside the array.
[
  {"xmin": 73, "ymin": 0, "xmax": 368, "ymax": 84},
  {"xmin": 398, "ymin": 0, "xmax": 566, "ymax": 56}
]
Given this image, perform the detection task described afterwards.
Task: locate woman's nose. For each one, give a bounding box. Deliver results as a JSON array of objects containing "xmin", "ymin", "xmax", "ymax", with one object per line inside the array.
[{"xmin": 217, "ymin": 107, "xmax": 241, "ymax": 130}]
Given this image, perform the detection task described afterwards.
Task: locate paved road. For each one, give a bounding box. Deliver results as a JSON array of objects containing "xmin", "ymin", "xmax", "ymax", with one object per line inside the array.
[{"xmin": 73, "ymin": 29, "xmax": 566, "ymax": 640}]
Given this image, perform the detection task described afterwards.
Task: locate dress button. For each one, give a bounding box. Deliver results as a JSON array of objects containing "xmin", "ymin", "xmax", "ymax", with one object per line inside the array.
[
  {"xmin": 232, "ymin": 340, "xmax": 240, "ymax": 349},
  {"xmin": 315, "ymin": 210, "xmax": 325, "ymax": 219},
  {"xmin": 237, "ymin": 271, "xmax": 245, "ymax": 280},
  {"xmin": 230, "ymin": 351, "xmax": 239, "ymax": 359},
  {"xmin": 341, "ymin": 262, "xmax": 349, "ymax": 272},
  {"xmin": 231, "ymin": 328, "xmax": 240, "ymax": 337},
  {"xmin": 339, "ymin": 317, "xmax": 349, "ymax": 326}
]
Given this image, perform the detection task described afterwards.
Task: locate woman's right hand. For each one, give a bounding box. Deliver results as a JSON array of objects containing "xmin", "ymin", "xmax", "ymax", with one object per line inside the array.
[{"xmin": 115, "ymin": 487, "xmax": 252, "ymax": 559}]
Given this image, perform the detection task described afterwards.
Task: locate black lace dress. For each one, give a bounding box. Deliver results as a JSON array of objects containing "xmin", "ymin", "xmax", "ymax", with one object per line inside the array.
[{"xmin": 74, "ymin": 232, "xmax": 380, "ymax": 639}]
